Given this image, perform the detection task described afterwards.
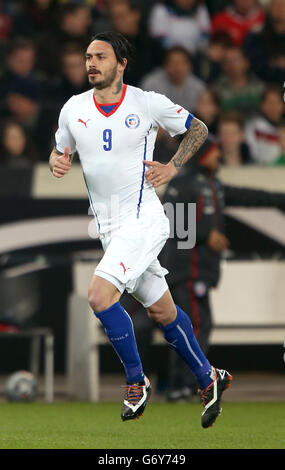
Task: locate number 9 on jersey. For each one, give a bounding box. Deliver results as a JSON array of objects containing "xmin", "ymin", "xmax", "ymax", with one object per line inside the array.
[{"xmin": 103, "ymin": 129, "xmax": 112, "ymax": 151}]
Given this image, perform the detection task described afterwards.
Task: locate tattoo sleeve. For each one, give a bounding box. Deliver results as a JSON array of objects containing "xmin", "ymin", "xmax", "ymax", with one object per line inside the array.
[{"xmin": 170, "ymin": 117, "xmax": 208, "ymax": 169}]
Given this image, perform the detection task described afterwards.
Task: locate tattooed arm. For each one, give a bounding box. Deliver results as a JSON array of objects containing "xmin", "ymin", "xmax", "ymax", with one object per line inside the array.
[
  {"xmin": 170, "ymin": 117, "xmax": 208, "ymax": 170},
  {"xmin": 144, "ymin": 117, "xmax": 208, "ymax": 188}
]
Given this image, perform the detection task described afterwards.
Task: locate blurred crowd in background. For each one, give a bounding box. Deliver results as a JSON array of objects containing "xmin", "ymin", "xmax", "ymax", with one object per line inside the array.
[
  {"xmin": 0, "ymin": 0, "xmax": 284, "ymax": 391},
  {"xmin": 0, "ymin": 0, "xmax": 284, "ymax": 169}
]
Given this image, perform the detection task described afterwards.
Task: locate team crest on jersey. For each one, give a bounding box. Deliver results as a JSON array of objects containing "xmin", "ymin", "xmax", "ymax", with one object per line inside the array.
[{"xmin": 125, "ymin": 114, "xmax": 140, "ymax": 129}]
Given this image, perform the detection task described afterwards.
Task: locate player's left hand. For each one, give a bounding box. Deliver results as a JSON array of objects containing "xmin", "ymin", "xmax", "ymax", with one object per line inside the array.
[{"xmin": 143, "ymin": 160, "xmax": 178, "ymax": 188}]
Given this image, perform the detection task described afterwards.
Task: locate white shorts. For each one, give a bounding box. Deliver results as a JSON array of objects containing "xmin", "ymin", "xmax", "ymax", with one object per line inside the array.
[{"xmin": 94, "ymin": 200, "xmax": 170, "ymax": 308}]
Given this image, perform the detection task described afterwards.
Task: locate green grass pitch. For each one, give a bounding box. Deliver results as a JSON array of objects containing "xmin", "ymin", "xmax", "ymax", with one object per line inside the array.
[{"xmin": 0, "ymin": 401, "xmax": 284, "ymax": 449}]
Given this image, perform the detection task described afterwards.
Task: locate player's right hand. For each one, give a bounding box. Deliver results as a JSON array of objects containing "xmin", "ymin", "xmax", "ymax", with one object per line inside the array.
[{"xmin": 52, "ymin": 146, "xmax": 71, "ymax": 178}]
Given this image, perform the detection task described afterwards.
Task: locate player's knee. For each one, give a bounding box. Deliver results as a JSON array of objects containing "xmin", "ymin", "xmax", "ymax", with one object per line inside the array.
[
  {"xmin": 88, "ymin": 287, "xmax": 112, "ymax": 312},
  {"xmin": 88, "ymin": 288, "xmax": 102, "ymax": 312},
  {"xmin": 88, "ymin": 275, "xmax": 121, "ymax": 312}
]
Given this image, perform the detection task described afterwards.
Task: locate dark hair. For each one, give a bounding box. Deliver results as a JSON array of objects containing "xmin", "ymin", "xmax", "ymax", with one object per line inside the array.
[
  {"xmin": 0, "ymin": 119, "xmax": 37, "ymax": 164},
  {"xmin": 210, "ymin": 31, "xmax": 234, "ymax": 47},
  {"xmin": 61, "ymin": 42, "xmax": 85, "ymax": 59},
  {"xmin": 218, "ymin": 111, "xmax": 245, "ymax": 130},
  {"xmin": 90, "ymin": 31, "xmax": 134, "ymax": 69},
  {"xmin": 60, "ymin": 2, "xmax": 89, "ymax": 18},
  {"xmin": 163, "ymin": 46, "xmax": 192, "ymax": 65},
  {"xmin": 125, "ymin": 0, "xmax": 142, "ymax": 13},
  {"xmin": 7, "ymin": 37, "xmax": 36, "ymax": 56},
  {"xmin": 201, "ymin": 87, "xmax": 221, "ymax": 108},
  {"xmin": 224, "ymin": 44, "xmax": 247, "ymax": 57},
  {"xmin": 261, "ymin": 84, "xmax": 283, "ymax": 103}
]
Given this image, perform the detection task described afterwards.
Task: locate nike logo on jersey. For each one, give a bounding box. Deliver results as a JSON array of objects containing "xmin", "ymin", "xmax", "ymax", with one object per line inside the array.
[
  {"xmin": 177, "ymin": 108, "xmax": 183, "ymax": 114},
  {"xmin": 78, "ymin": 118, "xmax": 91, "ymax": 128},
  {"xmin": 120, "ymin": 262, "xmax": 130, "ymax": 274}
]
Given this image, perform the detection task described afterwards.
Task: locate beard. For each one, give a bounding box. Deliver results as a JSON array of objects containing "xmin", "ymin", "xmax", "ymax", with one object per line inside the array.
[{"xmin": 88, "ymin": 65, "xmax": 118, "ymax": 90}]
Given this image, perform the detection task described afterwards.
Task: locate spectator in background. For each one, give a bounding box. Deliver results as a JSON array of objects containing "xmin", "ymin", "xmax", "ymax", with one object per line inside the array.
[
  {"xmin": 162, "ymin": 136, "xmax": 229, "ymax": 401},
  {"xmin": 211, "ymin": 0, "xmax": 265, "ymax": 46},
  {"xmin": 218, "ymin": 111, "xmax": 253, "ymax": 166},
  {"xmin": 244, "ymin": 0, "xmax": 285, "ymax": 83},
  {"xmin": 12, "ymin": 0, "xmax": 58, "ymax": 38},
  {"xmin": 141, "ymin": 46, "xmax": 205, "ymax": 165},
  {"xmin": 141, "ymin": 46, "xmax": 205, "ymax": 112},
  {"xmin": 91, "ymin": 0, "xmax": 113, "ymax": 33},
  {"xmin": 162, "ymin": 134, "xmax": 285, "ymax": 401},
  {"xmin": 0, "ymin": 119, "xmax": 36, "ymax": 167},
  {"xmin": 36, "ymin": 2, "xmax": 92, "ymax": 77},
  {"xmin": 275, "ymin": 121, "xmax": 285, "ymax": 166},
  {"xmin": 54, "ymin": 2, "xmax": 92, "ymax": 42},
  {"xmin": 109, "ymin": 0, "xmax": 163, "ymax": 86},
  {"xmin": 5, "ymin": 77, "xmax": 41, "ymax": 126},
  {"xmin": 148, "ymin": 0, "xmax": 210, "ymax": 55},
  {"xmin": 0, "ymin": 38, "xmax": 51, "ymax": 131},
  {"xmin": 0, "ymin": 38, "xmax": 40, "ymax": 100},
  {"xmin": 53, "ymin": 43, "xmax": 91, "ymax": 109},
  {"xmin": 194, "ymin": 31, "xmax": 234, "ymax": 84},
  {"xmin": 195, "ymin": 88, "xmax": 221, "ymax": 136},
  {"xmin": 214, "ymin": 45, "xmax": 264, "ymax": 116},
  {"xmin": 245, "ymin": 86, "xmax": 285, "ymax": 165},
  {"xmin": 4, "ymin": 77, "xmax": 55, "ymax": 161}
]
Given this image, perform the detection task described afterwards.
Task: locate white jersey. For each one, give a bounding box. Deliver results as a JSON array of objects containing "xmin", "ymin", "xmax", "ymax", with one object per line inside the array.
[{"xmin": 55, "ymin": 84, "xmax": 193, "ymax": 233}]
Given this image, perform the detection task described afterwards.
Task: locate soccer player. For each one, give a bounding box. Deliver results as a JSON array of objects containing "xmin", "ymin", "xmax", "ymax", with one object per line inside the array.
[{"xmin": 49, "ymin": 31, "xmax": 232, "ymax": 428}]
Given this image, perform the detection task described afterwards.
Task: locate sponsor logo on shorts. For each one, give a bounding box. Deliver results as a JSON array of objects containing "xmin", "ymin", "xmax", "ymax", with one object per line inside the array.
[
  {"xmin": 120, "ymin": 262, "xmax": 130, "ymax": 274},
  {"xmin": 125, "ymin": 114, "xmax": 140, "ymax": 129}
]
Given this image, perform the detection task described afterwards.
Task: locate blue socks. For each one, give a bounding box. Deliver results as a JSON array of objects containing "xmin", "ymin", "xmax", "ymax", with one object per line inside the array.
[
  {"xmin": 95, "ymin": 302, "xmax": 213, "ymax": 390},
  {"xmin": 160, "ymin": 305, "xmax": 213, "ymax": 389},
  {"xmin": 94, "ymin": 302, "xmax": 145, "ymax": 384}
]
